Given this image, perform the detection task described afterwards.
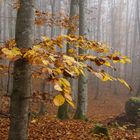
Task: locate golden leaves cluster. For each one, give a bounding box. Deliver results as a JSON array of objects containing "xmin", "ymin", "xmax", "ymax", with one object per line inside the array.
[{"xmin": 0, "ymin": 35, "xmax": 131, "ymax": 106}]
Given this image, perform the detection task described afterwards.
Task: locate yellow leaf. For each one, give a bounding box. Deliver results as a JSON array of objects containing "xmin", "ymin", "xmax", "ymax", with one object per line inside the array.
[
  {"xmin": 12, "ymin": 47, "xmax": 22, "ymax": 55},
  {"xmin": 79, "ymin": 69, "xmax": 86, "ymax": 76},
  {"xmin": 92, "ymin": 71, "xmax": 103, "ymax": 80},
  {"xmin": 54, "ymin": 68, "xmax": 62, "ymax": 75},
  {"xmin": 2, "ymin": 47, "xmax": 21, "ymax": 59},
  {"xmin": 33, "ymin": 45, "xmax": 41, "ymax": 50},
  {"xmin": 41, "ymin": 36, "xmax": 50, "ymax": 41},
  {"xmin": 118, "ymin": 78, "xmax": 131, "ymax": 90},
  {"xmin": 66, "ymin": 99, "xmax": 75, "ymax": 108},
  {"xmin": 60, "ymin": 78, "xmax": 70, "ymax": 87},
  {"xmin": 100, "ymin": 72, "xmax": 115, "ymax": 81},
  {"xmin": 68, "ymin": 48, "xmax": 75, "ymax": 54},
  {"xmin": 66, "ymin": 60, "xmax": 73, "ymax": 66},
  {"xmin": 85, "ymin": 55, "xmax": 96, "ymax": 60},
  {"xmin": 73, "ymin": 67, "xmax": 80, "ymax": 75},
  {"xmin": 23, "ymin": 50, "xmax": 36, "ymax": 58},
  {"xmin": 64, "ymin": 69, "xmax": 74, "ymax": 76},
  {"xmin": 125, "ymin": 58, "xmax": 131, "ymax": 63},
  {"xmin": 41, "ymin": 59, "xmax": 49, "ymax": 65},
  {"xmin": 122, "ymin": 56, "xmax": 131, "ymax": 63},
  {"xmin": 120, "ymin": 59, "xmax": 126, "ymax": 64},
  {"xmin": 49, "ymin": 55, "xmax": 56, "ymax": 61},
  {"xmin": 63, "ymin": 55, "xmax": 75, "ymax": 62},
  {"xmin": 31, "ymin": 119, "xmax": 37, "ymax": 123},
  {"xmin": 2, "ymin": 48, "xmax": 13, "ymax": 57},
  {"xmin": 114, "ymin": 51, "xmax": 121, "ymax": 55},
  {"xmin": 53, "ymin": 94, "xmax": 65, "ymax": 106},
  {"xmin": 54, "ymin": 84, "xmax": 63, "ymax": 91},
  {"xmin": 104, "ymin": 61, "xmax": 111, "ymax": 67},
  {"xmin": 63, "ymin": 88, "xmax": 71, "ymax": 94},
  {"xmin": 64, "ymin": 93, "xmax": 72, "ymax": 101},
  {"xmin": 102, "ymin": 73, "xmax": 113, "ymax": 81}
]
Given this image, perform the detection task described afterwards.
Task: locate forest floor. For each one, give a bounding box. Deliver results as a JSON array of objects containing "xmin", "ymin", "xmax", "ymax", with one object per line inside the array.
[{"xmin": 0, "ymin": 91, "xmax": 140, "ymax": 139}]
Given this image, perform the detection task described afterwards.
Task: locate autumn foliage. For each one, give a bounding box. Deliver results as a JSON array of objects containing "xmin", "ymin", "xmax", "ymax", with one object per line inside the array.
[{"xmin": 0, "ymin": 34, "xmax": 131, "ymax": 107}]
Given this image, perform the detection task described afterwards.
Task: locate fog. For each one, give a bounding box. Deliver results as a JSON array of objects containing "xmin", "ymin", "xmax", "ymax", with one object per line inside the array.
[
  {"xmin": 0, "ymin": 0, "xmax": 140, "ymax": 139},
  {"xmin": 0, "ymin": 0, "xmax": 140, "ymax": 115}
]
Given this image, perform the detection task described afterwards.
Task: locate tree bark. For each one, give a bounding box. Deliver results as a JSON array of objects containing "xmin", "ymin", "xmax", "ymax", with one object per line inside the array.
[
  {"xmin": 94, "ymin": 0, "xmax": 103, "ymax": 99},
  {"xmin": 74, "ymin": 0, "xmax": 88, "ymax": 120},
  {"xmin": 57, "ymin": 0, "xmax": 79, "ymax": 120},
  {"xmin": 57, "ymin": 102, "xmax": 69, "ymax": 119},
  {"xmin": 8, "ymin": 0, "xmax": 34, "ymax": 140}
]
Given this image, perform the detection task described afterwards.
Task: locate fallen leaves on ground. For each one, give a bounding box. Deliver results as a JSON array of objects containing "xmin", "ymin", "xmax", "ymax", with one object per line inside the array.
[{"xmin": 0, "ymin": 115, "xmax": 140, "ymax": 140}]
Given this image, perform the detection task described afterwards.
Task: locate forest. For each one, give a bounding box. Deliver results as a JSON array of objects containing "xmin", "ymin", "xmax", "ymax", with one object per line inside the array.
[{"xmin": 0, "ymin": 0, "xmax": 140, "ymax": 139}]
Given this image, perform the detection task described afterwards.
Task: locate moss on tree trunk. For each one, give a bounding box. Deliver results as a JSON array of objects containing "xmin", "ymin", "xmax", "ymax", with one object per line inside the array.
[{"xmin": 57, "ymin": 102, "xmax": 69, "ymax": 120}]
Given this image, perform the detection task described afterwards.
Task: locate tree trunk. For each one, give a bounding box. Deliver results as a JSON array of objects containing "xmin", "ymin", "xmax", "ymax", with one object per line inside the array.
[
  {"xmin": 94, "ymin": 0, "xmax": 103, "ymax": 99},
  {"xmin": 74, "ymin": 0, "xmax": 88, "ymax": 120},
  {"xmin": 57, "ymin": 0, "xmax": 79, "ymax": 120},
  {"xmin": 57, "ymin": 102, "xmax": 69, "ymax": 119},
  {"xmin": 8, "ymin": 0, "xmax": 34, "ymax": 140},
  {"xmin": 51, "ymin": 0, "xmax": 61, "ymax": 38}
]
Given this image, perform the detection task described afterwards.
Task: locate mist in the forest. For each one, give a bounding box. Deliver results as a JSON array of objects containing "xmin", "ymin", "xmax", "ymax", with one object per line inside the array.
[
  {"xmin": 0, "ymin": 0, "xmax": 139, "ymax": 97},
  {"xmin": 0, "ymin": 0, "xmax": 140, "ymax": 139},
  {"xmin": 0, "ymin": 0, "xmax": 139, "ymax": 112}
]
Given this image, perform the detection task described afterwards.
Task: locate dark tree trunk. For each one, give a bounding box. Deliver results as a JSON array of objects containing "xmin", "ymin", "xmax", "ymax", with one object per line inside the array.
[
  {"xmin": 57, "ymin": 102, "xmax": 69, "ymax": 119},
  {"xmin": 8, "ymin": 0, "xmax": 34, "ymax": 140}
]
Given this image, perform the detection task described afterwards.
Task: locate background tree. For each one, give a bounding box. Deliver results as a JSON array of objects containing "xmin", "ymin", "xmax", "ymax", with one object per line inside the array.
[{"xmin": 57, "ymin": 0, "xmax": 79, "ymax": 120}]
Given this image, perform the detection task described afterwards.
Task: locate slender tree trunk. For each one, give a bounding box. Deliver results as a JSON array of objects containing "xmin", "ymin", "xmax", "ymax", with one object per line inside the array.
[
  {"xmin": 8, "ymin": 0, "xmax": 34, "ymax": 140},
  {"xmin": 108, "ymin": 0, "xmax": 115, "ymax": 90},
  {"xmin": 135, "ymin": 0, "xmax": 140, "ymax": 97},
  {"xmin": 51, "ymin": 0, "xmax": 61, "ymax": 38},
  {"xmin": 47, "ymin": 0, "xmax": 61, "ymax": 94},
  {"xmin": 94, "ymin": 0, "xmax": 103, "ymax": 99},
  {"xmin": 74, "ymin": 0, "xmax": 88, "ymax": 120},
  {"xmin": 57, "ymin": 102, "xmax": 69, "ymax": 119},
  {"xmin": 125, "ymin": 0, "xmax": 129, "ymax": 80},
  {"xmin": 57, "ymin": 0, "xmax": 79, "ymax": 120},
  {"xmin": 131, "ymin": 0, "xmax": 138, "ymax": 94}
]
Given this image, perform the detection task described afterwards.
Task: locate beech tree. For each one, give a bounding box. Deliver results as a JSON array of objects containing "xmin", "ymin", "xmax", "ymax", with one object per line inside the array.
[
  {"xmin": 74, "ymin": 0, "xmax": 88, "ymax": 119},
  {"xmin": 57, "ymin": 0, "xmax": 79, "ymax": 120},
  {"xmin": 8, "ymin": 0, "xmax": 34, "ymax": 140}
]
